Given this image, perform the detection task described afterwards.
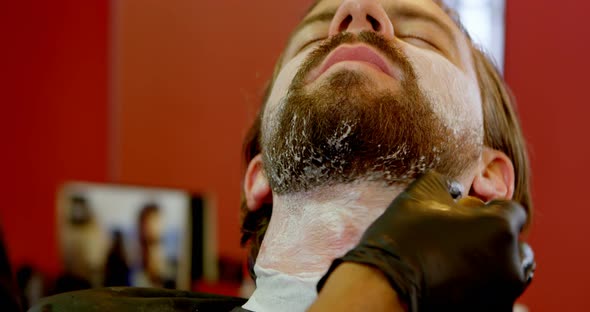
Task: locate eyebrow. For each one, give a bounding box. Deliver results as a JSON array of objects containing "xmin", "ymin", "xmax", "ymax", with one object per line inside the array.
[{"xmin": 391, "ymin": 5, "xmax": 458, "ymax": 47}]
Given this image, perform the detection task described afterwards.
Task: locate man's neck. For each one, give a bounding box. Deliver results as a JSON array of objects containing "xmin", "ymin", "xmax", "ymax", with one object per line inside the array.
[{"xmin": 255, "ymin": 182, "xmax": 404, "ymax": 277}]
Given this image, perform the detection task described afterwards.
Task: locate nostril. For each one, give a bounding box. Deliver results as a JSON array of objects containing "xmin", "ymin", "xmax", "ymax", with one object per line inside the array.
[
  {"xmin": 339, "ymin": 15, "xmax": 353, "ymax": 33},
  {"xmin": 366, "ymin": 15, "xmax": 381, "ymax": 32}
]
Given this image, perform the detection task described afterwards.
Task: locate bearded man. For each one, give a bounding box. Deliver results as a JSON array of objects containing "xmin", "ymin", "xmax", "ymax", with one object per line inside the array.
[
  {"xmin": 30, "ymin": 0, "xmax": 534, "ymax": 311},
  {"xmin": 239, "ymin": 0, "xmax": 534, "ymax": 311}
]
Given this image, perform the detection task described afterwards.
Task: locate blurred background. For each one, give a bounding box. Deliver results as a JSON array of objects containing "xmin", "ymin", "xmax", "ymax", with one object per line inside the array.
[{"xmin": 1, "ymin": 0, "xmax": 589, "ymax": 310}]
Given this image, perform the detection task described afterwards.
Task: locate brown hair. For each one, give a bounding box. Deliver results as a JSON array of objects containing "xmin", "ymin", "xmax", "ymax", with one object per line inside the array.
[{"xmin": 239, "ymin": 2, "xmax": 532, "ymax": 277}]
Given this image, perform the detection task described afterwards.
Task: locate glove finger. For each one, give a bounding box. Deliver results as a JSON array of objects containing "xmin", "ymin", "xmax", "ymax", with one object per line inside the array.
[
  {"xmin": 519, "ymin": 242, "xmax": 536, "ymax": 285},
  {"xmin": 403, "ymin": 171, "xmax": 456, "ymax": 205},
  {"xmin": 483, "ymin": 200, "xmax": 528, "ymax": 233}
]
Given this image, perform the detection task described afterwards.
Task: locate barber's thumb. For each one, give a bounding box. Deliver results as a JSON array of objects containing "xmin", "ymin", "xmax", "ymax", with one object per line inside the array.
[
  {"xmin": 403, "ymin": 171, "xmax": 455, "ymax": 204},
  {"xmin": 482, "ymin": 200, "xmax": 528, "ymax": 234}
]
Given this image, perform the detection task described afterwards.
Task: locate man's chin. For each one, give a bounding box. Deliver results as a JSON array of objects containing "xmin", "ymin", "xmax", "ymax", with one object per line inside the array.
[{"xmin": 304, "ymin": 68, "xmax": 401, "ymax": 98}]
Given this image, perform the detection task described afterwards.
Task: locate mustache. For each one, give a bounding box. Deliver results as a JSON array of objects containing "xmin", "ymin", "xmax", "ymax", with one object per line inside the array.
[{"xmin": 292, "ymin": 31, "xmax": 415, "ymax": 88}]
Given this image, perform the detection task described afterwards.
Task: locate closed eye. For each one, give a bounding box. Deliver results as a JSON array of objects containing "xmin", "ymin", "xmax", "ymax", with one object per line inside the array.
[{"xmin": 400, "ymin": 35, "xmax": 440, "ymax": 51}]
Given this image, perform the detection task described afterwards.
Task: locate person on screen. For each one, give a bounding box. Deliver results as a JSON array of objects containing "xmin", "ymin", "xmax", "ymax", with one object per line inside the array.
[
  {"xmin": 133, "ymin": 203, "xmax": 174, "ymax": 288},
  {"xmin": 104, "ymin": 230, "xmax": 130, "ymax": 287}
]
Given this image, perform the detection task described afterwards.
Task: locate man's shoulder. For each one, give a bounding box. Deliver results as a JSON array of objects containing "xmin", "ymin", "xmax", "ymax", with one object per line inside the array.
[{"xmin": 29, "ymin": 287, "xmax": 248, "ymax": 312}]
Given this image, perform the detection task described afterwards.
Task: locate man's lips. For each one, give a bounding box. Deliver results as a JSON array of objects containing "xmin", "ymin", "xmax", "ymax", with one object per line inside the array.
[{"xmin": 306, "ymin": 44, "xmax": 402, "ymax": 83}]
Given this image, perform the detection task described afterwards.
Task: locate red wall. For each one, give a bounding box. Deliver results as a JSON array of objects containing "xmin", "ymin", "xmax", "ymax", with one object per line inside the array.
[
  {"xmin": 2, "ymin": 0, "xmax": 589, "ymax": 310},
  {"xmin": 112, "ymin": 0, "xmax": 315, "ymax": 262},
  {"xmin": 0, "ymin": 1, "xmax": 109, "ymax": 274},
  {"xmin": 505, "ymin": 0, "xmax": 590, "ymax": 310}
]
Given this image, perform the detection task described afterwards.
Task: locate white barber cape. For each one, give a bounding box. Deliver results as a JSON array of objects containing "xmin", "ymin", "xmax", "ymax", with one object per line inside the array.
[{"xmin": 242, "ymin": 265, "xmax": 320, "ymax": 312}]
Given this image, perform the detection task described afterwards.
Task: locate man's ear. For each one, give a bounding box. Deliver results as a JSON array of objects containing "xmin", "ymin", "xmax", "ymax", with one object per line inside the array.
[
  {"xmin": 244, "ymin": 154, "xmax": 272, "ymax": 212},
  {"xmin": 470, "ymin": 147, "xmax": 515, "ymax": 201}
]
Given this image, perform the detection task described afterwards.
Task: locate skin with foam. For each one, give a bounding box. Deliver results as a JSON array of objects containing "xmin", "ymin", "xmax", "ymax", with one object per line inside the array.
[{"xmin": 244, "ymin": 0, "xmax": 517, "ymax": 311}]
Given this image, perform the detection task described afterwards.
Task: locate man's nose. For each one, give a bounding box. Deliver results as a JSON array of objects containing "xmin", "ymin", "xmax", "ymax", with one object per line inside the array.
[{"xmin": 328, "ymin": 0, "xmax": 395, "ymax": 40}]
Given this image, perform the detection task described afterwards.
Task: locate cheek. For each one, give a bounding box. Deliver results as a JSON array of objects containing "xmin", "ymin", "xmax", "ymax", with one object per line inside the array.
[
  {"xmin": 263, "ymin": 53, "xmax": 310, "ymax": 125},
  {"xmin": 403, "ymin": 46, "xmax": 483, "ymax": 137}
]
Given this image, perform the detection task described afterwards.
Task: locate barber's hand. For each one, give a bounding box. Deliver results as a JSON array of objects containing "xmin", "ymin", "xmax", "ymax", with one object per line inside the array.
[{"xmin": 317, "ymin": 171, "xmax": 535, "ymax": 312}]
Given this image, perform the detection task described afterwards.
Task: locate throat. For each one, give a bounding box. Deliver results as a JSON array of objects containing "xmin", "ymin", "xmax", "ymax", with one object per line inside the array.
[{"xmin": 255, "ymin": 182, "xmax": 403, "ymax": 277}]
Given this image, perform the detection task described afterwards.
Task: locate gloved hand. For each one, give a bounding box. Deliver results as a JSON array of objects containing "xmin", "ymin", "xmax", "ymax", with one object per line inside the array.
[{"xmin": 317, "ymin": 171, "xmax": 535, "ymax": 312}]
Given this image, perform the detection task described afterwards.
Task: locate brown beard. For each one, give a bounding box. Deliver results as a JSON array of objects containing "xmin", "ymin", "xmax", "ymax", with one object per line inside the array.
[{"xmin": 262, "ymin": 31, "xmax": 480, "ymax": 195}]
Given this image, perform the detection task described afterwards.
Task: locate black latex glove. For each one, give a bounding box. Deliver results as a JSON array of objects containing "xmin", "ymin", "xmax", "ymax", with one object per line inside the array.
[{"xmin": 317, "ymin": 171, "xmax": 535, "ymax": 312}]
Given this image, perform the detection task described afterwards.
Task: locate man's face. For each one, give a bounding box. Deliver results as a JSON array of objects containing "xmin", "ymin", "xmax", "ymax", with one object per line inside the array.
[{"xmin": 261, "ymin": 0, "xmax": 484, "ymax": 195}]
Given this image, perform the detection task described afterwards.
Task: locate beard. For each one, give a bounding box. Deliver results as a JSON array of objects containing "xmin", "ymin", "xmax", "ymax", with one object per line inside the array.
[{"xmin": 262, "ymin": 31, "xmax": 481, "ymax": 195}]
